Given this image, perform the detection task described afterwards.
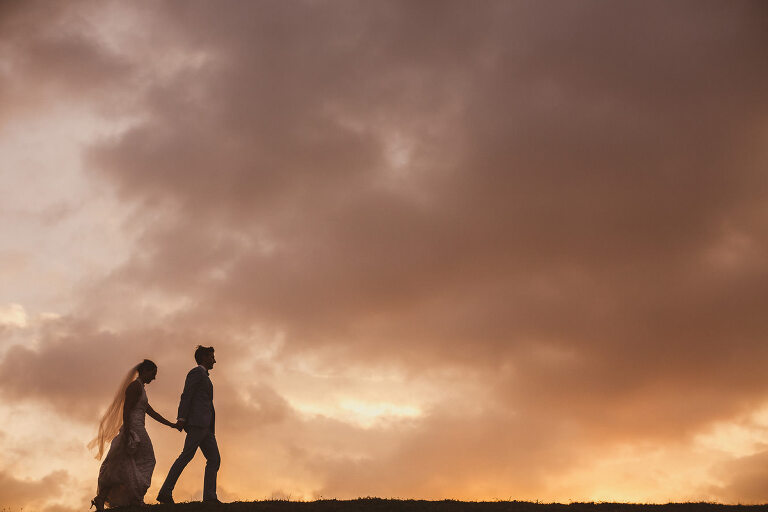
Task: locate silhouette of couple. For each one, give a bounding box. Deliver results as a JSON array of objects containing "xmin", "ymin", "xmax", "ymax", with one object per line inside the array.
[{"xmin": 89, "ymin": 346, "xmax": 220, "ymax": 509}]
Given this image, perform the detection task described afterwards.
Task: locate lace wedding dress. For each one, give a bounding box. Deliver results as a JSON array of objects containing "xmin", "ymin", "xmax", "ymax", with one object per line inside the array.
[{"xmin": 97, "ymin": 380, "xmax": 156, "ymax": 506}]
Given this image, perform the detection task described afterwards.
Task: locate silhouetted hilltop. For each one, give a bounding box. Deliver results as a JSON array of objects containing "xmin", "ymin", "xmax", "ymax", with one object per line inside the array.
[{"xmin": 136, "ymin": 498, "xmax": 768, "ymax": 512}]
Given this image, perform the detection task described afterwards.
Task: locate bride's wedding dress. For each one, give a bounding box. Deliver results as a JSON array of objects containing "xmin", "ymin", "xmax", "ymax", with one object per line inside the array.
[{"xmin": 97, "ymin": 380, "xmax": 156, "ymax": 506}]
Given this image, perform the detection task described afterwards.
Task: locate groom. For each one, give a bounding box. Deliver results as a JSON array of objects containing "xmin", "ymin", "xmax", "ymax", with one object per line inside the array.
[{"xmin": 157, "ymin": 345, "xmax": 221, "ymax": 504}]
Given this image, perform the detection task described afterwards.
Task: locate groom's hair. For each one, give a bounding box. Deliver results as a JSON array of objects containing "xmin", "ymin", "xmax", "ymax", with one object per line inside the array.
[{"xmin": 194, "ymin": 345, "xmax": 215, "ymax": 364}]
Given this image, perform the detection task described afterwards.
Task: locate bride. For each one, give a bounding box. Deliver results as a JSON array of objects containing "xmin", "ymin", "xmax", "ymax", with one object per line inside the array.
[{"xmin": 89, "ymin": 360, "xmax": 180, "ymax": 510}]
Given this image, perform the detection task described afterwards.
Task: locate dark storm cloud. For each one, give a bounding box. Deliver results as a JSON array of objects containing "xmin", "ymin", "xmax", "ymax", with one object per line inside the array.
[
  {"xmin": 87, "ymin": 0, "xmax": 768, "ymax": 419},
  {"xmin": 3, "ymin": 0, "xmax": 768, "ymax": 503}
]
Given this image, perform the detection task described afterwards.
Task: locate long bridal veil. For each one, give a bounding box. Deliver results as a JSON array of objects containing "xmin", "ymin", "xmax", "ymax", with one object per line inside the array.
[{"xmin": 88, "ymin": 365, "xmax": 139, "ymax": 459}]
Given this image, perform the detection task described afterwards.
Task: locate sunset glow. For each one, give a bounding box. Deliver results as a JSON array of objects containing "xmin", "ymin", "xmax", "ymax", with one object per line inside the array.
[{"xmin": 2, "ymin": 1, "xmax": 768, "ymax": 510}]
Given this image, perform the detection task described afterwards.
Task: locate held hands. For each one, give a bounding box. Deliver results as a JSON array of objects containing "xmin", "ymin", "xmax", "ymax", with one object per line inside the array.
[{"xmin": 171, "ymin": 420, "xmax": 185, "ymax": 431}]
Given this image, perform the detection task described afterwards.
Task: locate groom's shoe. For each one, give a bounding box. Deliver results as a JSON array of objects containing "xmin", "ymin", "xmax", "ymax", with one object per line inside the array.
[
  {"xmin": 203, "ymin": 498, "xmax": 223, "ymax": 504},
  {"xmin": 156, "ymin": 493, "xmax": 174, "ymax": 504}
]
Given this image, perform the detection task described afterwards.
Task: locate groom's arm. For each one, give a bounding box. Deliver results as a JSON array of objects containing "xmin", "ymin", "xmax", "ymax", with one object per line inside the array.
[{"xmin": 177, "ymin": 367, "xmax": 203, "ymax": 422}]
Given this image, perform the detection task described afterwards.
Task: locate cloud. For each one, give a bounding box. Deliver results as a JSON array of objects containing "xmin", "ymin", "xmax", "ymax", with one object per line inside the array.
[
  {"xmin": 0, "ymin": 317, "xmax": 215, "ymax": 421},
  {"xmin": 710, "ymin": 450, "xmax": 768, "ymax": 504},
  {"xmin": 84, "ymin": 0, "xmax": 768, "ymax": 437},
  {"xmin": 0, "ymin": 303, "xmax": 27, "ymax": 328},
  {"xmin": 312, "ymin": 406, "xmax": 566, "ymax": 499},
  {"xmin": 0, "ymin": 470, "xmax": 69, "ymax": 509},
  {"xmin": 0, "ymin": 0, "xmax": 137, "ymax": 121},
  {"xmin": 2, "ymin": 0, "xmax": 768, "ymax": 505}
]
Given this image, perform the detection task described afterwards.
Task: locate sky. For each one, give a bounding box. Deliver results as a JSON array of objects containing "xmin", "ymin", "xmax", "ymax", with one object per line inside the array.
[{"xmin": 1, "ymin": 0, "xmax": 768, "ymax": 509}]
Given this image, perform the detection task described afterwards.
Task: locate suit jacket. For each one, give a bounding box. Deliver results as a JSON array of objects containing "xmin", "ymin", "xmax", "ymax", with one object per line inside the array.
[{"xmin": 177, "ymin": 366, "xmax": 215, "ymax": 432}]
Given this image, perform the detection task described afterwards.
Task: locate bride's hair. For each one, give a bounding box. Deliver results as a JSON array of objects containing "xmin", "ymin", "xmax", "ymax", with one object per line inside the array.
[
  {"xmin": 88, "ymin": 360, "xmax": 156, "ymax": 459},
  {"xmin": 136, "ymin": 359, "xmax": 157, "ymax": 374}
]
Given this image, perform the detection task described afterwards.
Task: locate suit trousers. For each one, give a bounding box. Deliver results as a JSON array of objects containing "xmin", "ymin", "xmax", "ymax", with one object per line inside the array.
[{"xmin": 160, "ymin": 426, "xmax": 220, "ymax": 500}]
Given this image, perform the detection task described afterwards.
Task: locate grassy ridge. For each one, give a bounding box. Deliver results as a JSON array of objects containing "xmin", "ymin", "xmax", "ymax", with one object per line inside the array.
[{"xmin": 139, "ymin": 498, "xmax": 768, "ymax": 512}]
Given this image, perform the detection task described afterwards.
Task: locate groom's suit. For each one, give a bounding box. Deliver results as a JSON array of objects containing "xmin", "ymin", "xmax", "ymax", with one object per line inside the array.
[
  {"xmin": 159, "ymin": 365, "xmax": 220, "ymax": 501},
  {"xmin": 179, "ymin": 365, "xmax": 216, "ymax": 432}
]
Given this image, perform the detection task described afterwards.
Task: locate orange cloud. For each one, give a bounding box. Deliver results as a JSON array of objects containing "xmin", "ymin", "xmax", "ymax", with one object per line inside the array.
[{"xmin": 0, "ymin": 470, "xmax": 69, "ymax": 509}]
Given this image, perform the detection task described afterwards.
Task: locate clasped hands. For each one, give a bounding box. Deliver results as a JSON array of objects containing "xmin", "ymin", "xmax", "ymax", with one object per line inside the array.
[{"xmin": 171, "ymin": 419, "xmax": 185, "ymax": 431}]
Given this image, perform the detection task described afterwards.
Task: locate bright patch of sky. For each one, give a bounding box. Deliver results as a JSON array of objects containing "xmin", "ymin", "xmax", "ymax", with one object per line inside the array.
[
  {"xmin": 694, "ymin": 402, "xmax": 768, "ymax": 458},
  {"xmin": 0, "ymin": 106, "xmax": 135, "ymax": 318},
  {"xmin": 0, "ymin": 401, "xmax": 98, "ymax": 507},
  {"xmin": 0, "ymin": 303, "xmax": 27, "ymax": 328}
]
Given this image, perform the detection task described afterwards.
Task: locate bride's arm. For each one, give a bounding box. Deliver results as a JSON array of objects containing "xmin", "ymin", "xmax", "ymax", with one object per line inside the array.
[{"xmin": 146, "ymin": 403, "xmax": 179, "ymax": 428}]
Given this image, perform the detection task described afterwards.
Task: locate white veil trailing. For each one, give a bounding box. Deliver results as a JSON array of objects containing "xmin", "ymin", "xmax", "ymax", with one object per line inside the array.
[{"xmin": 88, "ymin": 365, "xmax": 139, "ymax": 459}]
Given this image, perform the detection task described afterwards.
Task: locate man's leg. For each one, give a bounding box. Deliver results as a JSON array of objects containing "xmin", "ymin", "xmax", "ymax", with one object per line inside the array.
[
  {"xmin": 199, "ymin": 431, "xmax": 220, "ymax": 501},
  {"xmin": 159, "ymin": 428, "xmax": 207, "ymax": 497}
]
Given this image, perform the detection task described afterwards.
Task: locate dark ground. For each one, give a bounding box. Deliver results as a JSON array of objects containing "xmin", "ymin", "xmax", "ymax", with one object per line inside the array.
[{"xmin": 120, "ymin": 498, "xmax": 768, "ymax": 512}]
